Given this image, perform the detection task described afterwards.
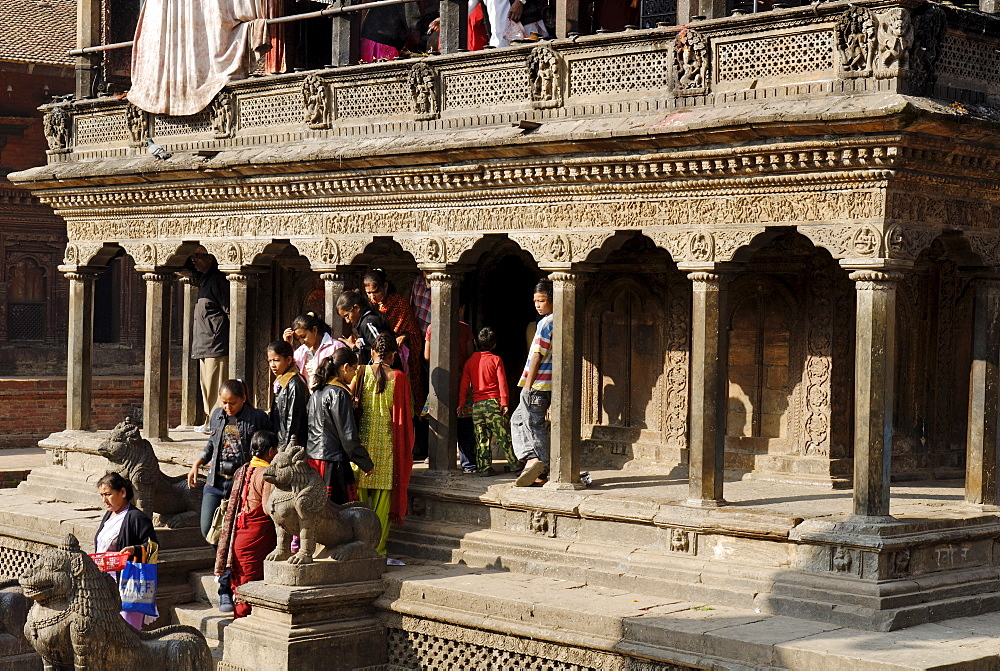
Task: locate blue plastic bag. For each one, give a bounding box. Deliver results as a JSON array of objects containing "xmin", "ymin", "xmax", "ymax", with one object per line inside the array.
[{"xmin": 119, "ymin": 561, "xmax": 157, "ymax": 616}]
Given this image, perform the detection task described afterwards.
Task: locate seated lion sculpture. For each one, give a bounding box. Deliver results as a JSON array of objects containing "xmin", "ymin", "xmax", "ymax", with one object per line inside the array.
[
  {"xmin": 264, "ymin": 441, "xmax": 382, "ymax": 564},
  {"xmin": 98, "ymin": 417, "xmax": 201, "ymax": 528},
  {"xmin": 0, "ymin": 579, "xmax": 32, "ymax": 655},
  {"xmin": 19, "ymin": 534, "xmax": 212, "ymax": 671}
]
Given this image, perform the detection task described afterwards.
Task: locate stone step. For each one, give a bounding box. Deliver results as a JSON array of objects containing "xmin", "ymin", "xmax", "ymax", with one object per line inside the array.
[
  {"xmin": 379, "ymin": 562, "xmax": 1000, "ymax": 670},
  {"xmin": 190, "ymin": 570, "xmax": 223, "ymax": 607},
  {"xmin": 172, "ymin": 601, "xmax": 233, "ymax": 644}
]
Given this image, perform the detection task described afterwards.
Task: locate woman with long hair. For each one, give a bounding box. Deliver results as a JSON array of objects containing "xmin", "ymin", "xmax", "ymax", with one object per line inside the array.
[
  {"xmin": 354, "ymin": 333, "xmax": 414, "ymax": 561},
  {"xmin": 362, "ymin": 268, "xmax": 425, "ymax": 413}
]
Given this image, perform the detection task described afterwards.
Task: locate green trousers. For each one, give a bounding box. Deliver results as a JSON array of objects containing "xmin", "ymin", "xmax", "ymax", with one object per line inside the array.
[
  {"xmin": 472, "ymin": 398, "xmax": 519, "ymax": 472},
  {"xmin": 357, "ymin": 487, "xmax": 391, "ymax": 555}
]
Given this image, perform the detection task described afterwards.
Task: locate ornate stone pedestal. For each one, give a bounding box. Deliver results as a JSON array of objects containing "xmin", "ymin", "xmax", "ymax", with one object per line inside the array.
[{"xmin": 219, "ymin": 557, "xmax": 387, "ymax": 671}]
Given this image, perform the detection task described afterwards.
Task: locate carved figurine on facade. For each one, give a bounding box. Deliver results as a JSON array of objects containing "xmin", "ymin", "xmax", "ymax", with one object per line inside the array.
[
  {"xmin": 408, "ymin": 62, "xmax": 439, "ymax": 121},
  {"xmin": 263, "ymin": 441, "xmax": 382, "ymax": 564},
  {"xmin": 836, "ymin": 6, "xmax": 875, "ymax": 76},
  {"xmin": 43, "ymin": 107, "xmax": 70, "ymax": 152},
  {"xmin": 909, "ymin": 4, "xmax": 946, "ymax": 94},
  {"xmin": 674, "ymin": 27, "xmax": 709, "ymax": 95},
  {"xmin": 302, "ymin": 74, "xmax": 331, "ymax": 129},
  {"xmin": 528, "ymin": 46, "xmax": 563, "ymax": 109},
  {"xmin": 97, "ymin": 418, "xmax": 203, "ymax": 528},
  {"xmin": 19, "ymin": 534, "xmax": 213, "ymax": 670},
  {"xmin": 875, "ymin": 8, "xmax": 913, "ymax": 79},
  {"xmin": 211, "ymin": 91, "xmax": 236, "ymax": 139},
  {"xmin": 125, "ymin": 103, "xmax": 149, "ymax": 147}
]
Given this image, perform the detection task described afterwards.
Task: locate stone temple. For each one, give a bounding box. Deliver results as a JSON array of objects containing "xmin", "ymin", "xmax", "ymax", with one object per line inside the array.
[{"xmin": 5, "ymin": 0, "xmax": 1000, "ymax": 667}]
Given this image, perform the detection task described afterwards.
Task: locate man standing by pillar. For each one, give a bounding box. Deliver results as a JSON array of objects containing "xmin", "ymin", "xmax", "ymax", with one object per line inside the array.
[
  {"xmin": 189, "ymin": 247, "xmax": 230, "ymax": 433},
  {"xmin": 512, "ymin": 280, "xmax": 553, "ymax": 487}
]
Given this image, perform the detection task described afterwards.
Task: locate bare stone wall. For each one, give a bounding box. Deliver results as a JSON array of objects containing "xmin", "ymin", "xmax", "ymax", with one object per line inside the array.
[{"xmin": 0, "ymin": 376, "xmax": 181, "ymax": 448}]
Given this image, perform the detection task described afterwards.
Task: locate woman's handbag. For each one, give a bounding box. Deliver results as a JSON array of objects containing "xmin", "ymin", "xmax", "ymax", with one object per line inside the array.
[
  {"xmin": 120, "ymin": 542, "xmax": 158, "ymax": 617},
  {"xmin": 205, "ymin": 498, "xmax": 228, "ymax": 545}
]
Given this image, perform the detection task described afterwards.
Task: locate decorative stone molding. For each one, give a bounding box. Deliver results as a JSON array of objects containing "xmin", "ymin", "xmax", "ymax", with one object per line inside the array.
[
  {"xmin": 62, "ymin": 241, "xmax": 106, "ymax": 268},
  {"xmin": 125, "ymin": 103, "xmax": 149, "ymax": 146},
  {"xmin": 203, "ymin": 240, "xmax": 271, "ymax": 270},
  {"xmin": 836, "ymin": 6, "xmax": 876, "ymax": 77},
  {"xmin": 302, "ymin": 74, "xmax": 331, "ymax": 129},
  {"xmin": 799, "ymin": 224, "xmax": 887, "ymax": 260},
  {"xmin": 508, "ymin": 230, "xmax": 615, "ymax": 264},
  {"xmin": 43, "ymin": 107, "xmax": 70, "ymax": 152},
  {"xmin": 338, "ymin": 236, "xmax": 374, "ymax": 265},
  {"xmin": 119, "ymin": 240, "xmax": 189, "ymax": 271},
  {"xmin": 882, "ymin": 224, "xmax": 938, "ymax": 261},
  {"xmin": 874, "ymin": 8, "xmax": 913, "ymax": 79},
  {"xmin": 528, "ymin": 46, "xmax": 563, "ymax": 109},
  {"xmin": 296, "ymin": 236, "xmax": 340, "ymax": 269},
  {"xmin": 966, "ymin": 232, "xmax": 1000, "ymax": 266},
  {"xmin": 408, "ymin": 62, "xmax": 439, "ymax": 121},
  {"xmin": 645, "ymin": 228, "xmax": 761, "ymax": 263},
  {"xmin": 210, "ymin": 91, "xmax": 237, "ymax": 139},
  {"xmin": 848, "ymin": 269, "xmax": 905, "ymax": 290},
  {"xmin": 673, "ymin": 27, "xmax": 710, "ymax": 96},
  {"xmin": 398, "ymin": 235, "xmax": 447, "ymax": 265}
]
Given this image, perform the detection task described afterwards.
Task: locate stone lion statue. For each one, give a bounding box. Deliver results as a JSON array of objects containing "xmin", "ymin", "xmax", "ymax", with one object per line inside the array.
[
  {"xmin": 0, "ymin": 579, "xmax": 32, "ymax": 655},
  {"xmin": 98, "ymin": 418, "xmax": 201, "ymax": 528},
  {"xmin": 19, "ymin": 535, "xmax": 212, "ymax": 671},
  {"xmin": 264, "ymin": 441, "xmax": 382, "ymax": 564}
]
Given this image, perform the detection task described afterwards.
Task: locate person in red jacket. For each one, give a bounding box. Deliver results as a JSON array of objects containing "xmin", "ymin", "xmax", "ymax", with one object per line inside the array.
[{"xmin": 459, "ymin": 327, "xmax": 521, "ymax": 476}]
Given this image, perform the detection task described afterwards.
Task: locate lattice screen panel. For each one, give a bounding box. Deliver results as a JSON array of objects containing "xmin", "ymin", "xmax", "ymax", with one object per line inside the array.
[
  {"xmin": 0, "ymin": 537, "xmax": 46, "ymax": 582},
  {"xmin": 7, "ymin": 303, "xmax": 45, "ymax": 342},
  {"xmin": 75, "ymin": 113, "xmax": 129, "ymax": 145},
  {"xmin": 568, "ymin": 51, "xmax": 671, "ymax": 97},
  {"xmin": 154, "ymin": 111, "xmax": 212, "ymax": 136},
  {"xmin": 387, "ymin": 628, "xmax": 597, "ymax": 671},
  {"xmin": 444, "ymin": 67, "xmax": 530, "ymax": 108},
  {"xmin": 240, "ymin": 92, "xmax": 301, "ymax": 128},
  {"xmin": 336, "ymin": 81, "xmax": 411, "ymax": 119},
  {"xmin": 937, "ymin": 33, "xmax": 1000, "ymax": 89},
  {"xmin": 716, "ymin": 31, "xmax": 834, "ymax": 82}
]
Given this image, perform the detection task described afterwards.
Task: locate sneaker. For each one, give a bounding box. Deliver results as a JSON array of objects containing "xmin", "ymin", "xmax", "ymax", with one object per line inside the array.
[
  {"xmin": 515, "ymin": 460, "xmax": 547, "ymax": 487},
  {"xmin": 478, "ymin": 468, "xmax": 497, "ymax": 477},
  {"xmin": 194, "ymin": 424, "xmax": 211, "ymax": 434},
  {"xmin": 218, "ymin": 593, "xmax": 234, "ymax": 614},
  {"xmin": 386, "ymin": 557, "xmax": 406, "ymax": 566}
]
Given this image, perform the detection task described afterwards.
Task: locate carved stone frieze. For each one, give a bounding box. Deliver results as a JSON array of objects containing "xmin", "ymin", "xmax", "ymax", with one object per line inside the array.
[
  {"xmin": 966, "ymin": 232, "xmax": 1000, "ymax": 266},
  {"xmin": 799, "ymin": 224, "xmax": 888, "ymax": 260},
  {"xmin": 673, "ymin": 27, "xmax": 710, "ymax": 96},
  {"xmin": 43, "ymin": 107, "xmax": 71, "ymax": 152},
  {"xmin": 119, "ymin": 240, "xmax": 189, "ymax": 270},
  {"xmin": 408, "ymin": 62, "xmax": 439, "ymax": 121},
  {"xmin": 295, "ymin": 236, "xmax": 340, "ymax": 268},
  {"xmin": 874, "ymin": 8, "xmax": 913, "ymax": 79},
  {"xmin": 886, "ymin": 190, "xmax": 991, "ymax": 231},
  {"xmin": 882, "ymin": 224, "xmax": 938, "ymax": 261},
  {"xmin": 210, "ymin": 91, "xmax": 237, "ymax": 139},
  {"xmin": 125, "ymin": 103, "xmax": 149, "ymax": 146},
  {"xmin": 528, "ymin": 46, "xmax": 563, "ymax": 109},
  {"xmin": 398, "ymin": 235, "xmax": 447, "ymax": 264},
  {"xmin": 302, "ymin": 74, "xmax": 331, "ymax": 129},
  {"xmin": 804, "ymin": 282, "xmax": 832, "ymax": 457},
  {"xmin": 507, "ymin": 230, "xmax": 615, "ymax": 264},
  {"xmin": 836, "ymin": 6, "xmax": 876, "ymax": 77},
  {"xmin": 644, "ymin": 227, "xmax": 761, "ymax": 262},
  {"xmin": 62, "ymin": 241, "xmax": 106, "ymax": 268},
  {"xmin": 338, "ymin": 236, "xmax": 375, "ymax": 265},
  {"xmin": 202, "ymin": 240, "xmax": 270, "ymax": 269},
  {"xmin": 909, "ymin": 4, "xmax": 946, "ymax": 94}
]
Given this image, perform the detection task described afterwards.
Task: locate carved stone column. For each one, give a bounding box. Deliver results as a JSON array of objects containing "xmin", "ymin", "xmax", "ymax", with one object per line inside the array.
[
  {"xmin": 65, "ymin": 270, "xmax": 96, "ymax": 430},
  {"xmin": 142, "ymin": 273, "xmax": 173, "ymax": 441},
  {"xmin": 330, "ymin": 4, "xmax": 360, "ymax": 66},
  {"xmin": 320, "ymin": 270, "xmax": 351, "ymax": 340},
  {"xmin": 544, "ymin": 270, "xmax": 587, "ymax": 490},
  {"xmin": 683, "ymin": 269, "xmax": 730, "ymax": 507},
  {"xmin": 556, "ymin": 0, "xmax": 581, "ymax": 37},
  {"xmin": 966, "ymin": 276, "xmax": 1000, "ymax": 506},
  {"xmin": 177, "ymin": 276, "xmax": 202, "ymax": 429},
  {"xmin": 425, "ymin": 270, "xmax": 461, "ymax": 471},
  {"xmin": 227, "ymin": 271, "xmax": 255, "ymax": 392},
  {"xmin": 849, "ymin": 270, "xmax": 903, "ymax": 520},
  {"xmin": 76, "ymin": 0, "xmax": 101, "ymax": 98}
]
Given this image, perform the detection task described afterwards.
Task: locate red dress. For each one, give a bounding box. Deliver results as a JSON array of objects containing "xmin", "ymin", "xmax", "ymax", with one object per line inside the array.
[{"xmin": 374, "ymin": 293, "xmax": 425, "ymax": 412}]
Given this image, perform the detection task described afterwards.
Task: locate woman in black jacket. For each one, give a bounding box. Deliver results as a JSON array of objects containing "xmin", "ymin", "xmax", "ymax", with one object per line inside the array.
[
  {"xmin": 94, "ymin": 472, "xmax": 157, "ymax": 629},
  {"xmin": 267, "ymin": 340, "xmax": 308, "ymax": 446},
  {"xmin": 306, "ymin": 348, "xmax": 374, "ymax": 504}
]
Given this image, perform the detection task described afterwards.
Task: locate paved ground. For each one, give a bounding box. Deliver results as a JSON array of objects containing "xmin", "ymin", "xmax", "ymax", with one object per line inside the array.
[{"xmin": 0, "ymin": 447, "xmax": 45, "ymax": 487}]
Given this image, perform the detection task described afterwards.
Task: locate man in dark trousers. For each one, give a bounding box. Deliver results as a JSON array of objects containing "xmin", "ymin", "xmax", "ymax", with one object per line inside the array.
[{"xmin": 189, "ymin": 247, "xmax": 230, "ymax": 433}]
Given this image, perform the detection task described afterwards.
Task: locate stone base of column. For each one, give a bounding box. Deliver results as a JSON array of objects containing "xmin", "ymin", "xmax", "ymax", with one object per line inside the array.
[
  {"xmin": 219, "ymin": 557, "xmax": 387, "ymax": 671},
  {"xmin": 542, "ymin": 480, "xmax": 584, "ymax": 491},
  {"xmin": 684, "ymin": 497, "xmax": 726, "ymax": 508}
]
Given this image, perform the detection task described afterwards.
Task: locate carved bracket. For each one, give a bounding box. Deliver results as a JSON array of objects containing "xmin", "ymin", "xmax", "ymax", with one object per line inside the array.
[
  {"xmin": 644, "ymin": 227, "xmax": 763, "ymax": 263},
  {"xmin": 508, "ymin": 231, "xmax": 616, "ymax": 264},
  {"xmin": 125, "ymin": 103, "xmax": 150, "ymax": 147}
]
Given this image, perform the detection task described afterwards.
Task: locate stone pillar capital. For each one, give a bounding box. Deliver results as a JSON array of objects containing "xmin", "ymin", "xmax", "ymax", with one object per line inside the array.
[
  {"xmin": 848, "ymin": 270, "xmax": 904, "ymax": 287},
  {"xmin": 546, "ymin": 270, "xmax": 587, "ymax": 284},
  {"xmin": 63, "ymin": 269, "xmax": 99, "ymax": 282},
  {"xmin": 141, "ymin": 272, "xmax": 175, "ymax": 283},
  {"xmin": 319, "ymin": 270, "xmax": 352, "ymax": 283},
  {"xmin": 225, "ymin": 270, "xmax": 258, "ymax": 286},
  {"xmin": 425, "ymin": 270, "xmax": 463, "ymax": 285}
]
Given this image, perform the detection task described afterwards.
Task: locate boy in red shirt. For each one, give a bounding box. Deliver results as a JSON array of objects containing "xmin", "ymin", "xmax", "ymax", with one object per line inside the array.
[{"xmin": 459, "ymin": 327, "xmax": 520, "ymax": 476}]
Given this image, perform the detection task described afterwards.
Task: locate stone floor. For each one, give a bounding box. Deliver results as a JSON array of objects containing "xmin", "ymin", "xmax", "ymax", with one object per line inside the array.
[{"xmin": 0, "ymin": 447, "xmax": 45, "ymax": 488}]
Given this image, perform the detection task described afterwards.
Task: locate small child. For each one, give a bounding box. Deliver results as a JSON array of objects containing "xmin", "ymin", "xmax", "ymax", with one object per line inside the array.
[
  {"xmin": 266, "ymin": 341, "xmax": 308, "ymax": 447},
  {"xmin": 305, "ymin": 348, "xmax": 374, "ymax": 503},
  {"xmin": 459, "ymin": 327, "xmax": 520, "ymax": 476}
]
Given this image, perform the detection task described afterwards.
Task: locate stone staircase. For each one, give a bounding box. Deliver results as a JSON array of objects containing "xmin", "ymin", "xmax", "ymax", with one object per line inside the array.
[{"xmin": 171, "ymin": 571, "xmax": 232, "ymax": 667}]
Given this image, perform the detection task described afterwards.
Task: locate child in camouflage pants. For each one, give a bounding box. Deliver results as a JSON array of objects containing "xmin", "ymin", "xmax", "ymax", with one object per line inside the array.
[{"xmin": 459, "ymin": 328, "xmax": 520, "ymax": 475}]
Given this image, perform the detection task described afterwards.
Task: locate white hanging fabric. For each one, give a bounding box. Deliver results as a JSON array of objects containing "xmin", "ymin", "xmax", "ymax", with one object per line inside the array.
[{"xmin": 128, "ymin": 0, "xmax": 269, "ymax": 116}]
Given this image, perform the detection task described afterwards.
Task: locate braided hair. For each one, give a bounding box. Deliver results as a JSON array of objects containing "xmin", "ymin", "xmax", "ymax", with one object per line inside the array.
[{"xmin": 371, "ymin": 332, "xmax": 398, "ymax": 394}]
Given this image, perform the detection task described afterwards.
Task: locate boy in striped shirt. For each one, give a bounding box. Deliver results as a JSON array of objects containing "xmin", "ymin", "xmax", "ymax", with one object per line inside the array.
[{"xmin": 512, "ymin": 280, "xmax": 554, "ymax": 487}]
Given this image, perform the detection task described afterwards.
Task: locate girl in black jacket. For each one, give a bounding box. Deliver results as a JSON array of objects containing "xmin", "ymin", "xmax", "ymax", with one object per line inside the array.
[
  {"xmin": 95, "ymin": 472, "xmax": 158, "ymax": 629},
  {"xmin": 306, "ymin": 348, "xmax": 374, "ymax": 504},
  {"xmin": 267, "ymin": 340, "xmax": 308, "ymax": 447}
]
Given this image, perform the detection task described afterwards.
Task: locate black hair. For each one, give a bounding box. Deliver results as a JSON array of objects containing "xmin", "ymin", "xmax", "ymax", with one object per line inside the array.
[
  {"xmin": 370, "ymin": 333, "xmax": 398, "ymax": 394},
  {"xmin": 534, "ymin": 279, "xmax": 553, "ymax": 302},
  {"xmin": 477, "ymin": 327, "xmax": 496, "ymax": 351},
  {"xmin": 363, "ymin": 267, "xmax": 388, "ymax": 290},
  {"xmin": 97, "ymin": 472, "xmax": 134, "ymax": 501},
  {"xmin": 313, "ymin": 347, "xmax": 359, "ymax": 390},
  {"xmin": 290, "ymin": 312, "xmax": 332, "ymax": 338},
  {"xmin": 220, "ymin": 379, "xmax": 248, "ymax": 399},
  {"xmin": 251, "ymin": 430, "xmax": 279, "ymax": 458},
  {"xmin": 267, "ymin": 340, "xmax": 294, "ymax": 358},
  {"xmin": 336, "ymin": 290, "xmax": 366, "ymax": 313}
]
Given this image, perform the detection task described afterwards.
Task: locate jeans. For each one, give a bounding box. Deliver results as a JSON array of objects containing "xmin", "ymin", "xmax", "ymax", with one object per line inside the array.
[
  {"xmin": 511, "ymin": 388, "xmax": 551, "ymax": 462},
  {"xmin": 457, "ymin": 416, "xmax": 477, "ymax": 471},
  {"xmin": 200, "ymin": 484, "xmax": 232, "ymax": 595}
]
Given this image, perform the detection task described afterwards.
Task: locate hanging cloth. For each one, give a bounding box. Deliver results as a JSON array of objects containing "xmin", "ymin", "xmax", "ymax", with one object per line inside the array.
[{"xmin": 129, "ymin": 0, "xmax": 270, "ymax": 116}]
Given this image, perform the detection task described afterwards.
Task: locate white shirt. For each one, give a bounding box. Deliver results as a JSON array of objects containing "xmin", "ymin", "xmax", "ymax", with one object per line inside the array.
[{"xmin": 96, "ymin": 508, "xmax": 129, "ymax": 553}]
